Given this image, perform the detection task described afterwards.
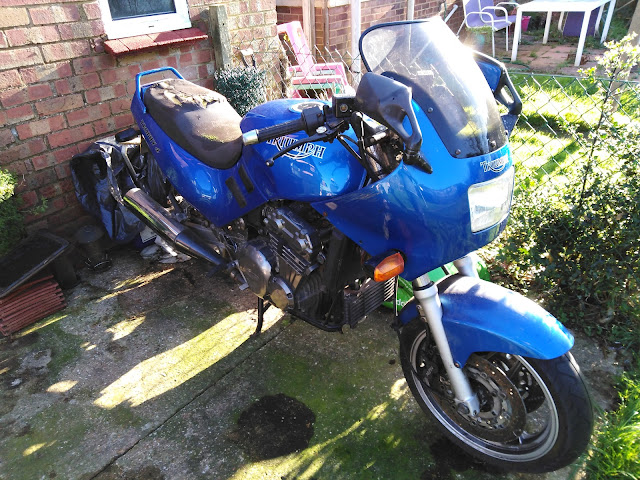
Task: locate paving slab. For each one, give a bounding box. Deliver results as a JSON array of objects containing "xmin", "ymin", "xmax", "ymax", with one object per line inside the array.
[{"xmin": 0, "ymin": 249, "xmax": 622, "ymax": 480}]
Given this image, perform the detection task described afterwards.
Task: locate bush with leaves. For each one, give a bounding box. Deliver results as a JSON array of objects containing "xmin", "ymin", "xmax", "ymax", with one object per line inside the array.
[
  {"xmin": 214, "ymin": 66, "xmax": 267, "ymax": 116},
  {"xmin": 493, "ymin": 35, "xmax": 640, "ymax": 343},
  {"xmin": 0, "ymin": 169, "xmax": 24, "ymax": 256}
]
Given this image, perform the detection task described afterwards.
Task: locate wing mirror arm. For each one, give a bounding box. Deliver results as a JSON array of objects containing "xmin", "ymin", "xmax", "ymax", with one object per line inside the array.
[
  {"xmin": 473, "ymin": 51, "xmax": 522, "ymax": 136},
  {"xmin": 354, "ymin": 73, "xmax": 429, "ymax": 171}
]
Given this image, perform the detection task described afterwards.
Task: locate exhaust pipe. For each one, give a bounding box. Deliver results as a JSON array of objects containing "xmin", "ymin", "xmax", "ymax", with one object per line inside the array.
[{"xmin": 123, "ymin": 188, "xmax": 225, "ymax": 267}]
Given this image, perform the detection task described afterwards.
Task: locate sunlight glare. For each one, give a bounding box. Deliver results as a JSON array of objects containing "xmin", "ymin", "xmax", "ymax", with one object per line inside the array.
[
  {"xmin": 23, "ymin": 441, "xmax": 56, "ymax": 457},
  {"xmin": 107, "ymin": 316, "xmax": 145, "ymax": 341},
  {"xmin": 16, "ymin": 313, "xmax": 67, "ymax": 337},
  {"xmin": 100, "ymin": 269, "xmax": 174, "ymax": 302},
  {"xmin": 389, "ymin": 378, "xmax": 408, "ymax": 400},
  {"xmin": 94, "ymin": 311, "xmax": 279, "ymax": 409},
  {"xmin": 47, "ymin": 380, "xmax": 78, "ymax": 393}
]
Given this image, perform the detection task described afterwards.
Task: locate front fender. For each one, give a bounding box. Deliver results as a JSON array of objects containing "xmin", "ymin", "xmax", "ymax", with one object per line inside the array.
[{"xmin": 398, "ymin": 275, "xmax": 574, "ymax": 367}]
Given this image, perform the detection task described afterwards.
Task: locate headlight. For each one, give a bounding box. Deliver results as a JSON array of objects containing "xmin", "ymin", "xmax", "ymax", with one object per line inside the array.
[{"xmin": 468, "ymin": 166, "xmax": 514, "ymax": 232}]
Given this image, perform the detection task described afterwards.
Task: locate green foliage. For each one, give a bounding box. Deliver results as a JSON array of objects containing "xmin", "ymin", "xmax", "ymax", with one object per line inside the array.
[
  {"xmin": 214, "ymin": 66, "xmax": 267, "ymax": 117},
  {"xmin": 0, "ymin": 169, "xmax": 16, "ymax": 202},
  {"xmin": 493, "ymin": 35, "xmax": 640, "ymax": 345},
  {"xmin": 585, "ymin": 365, "xmax": 640, "ymax": 479},
  {"xmin": 0, "ymin": 169, "xmax": 24, "ymax": 256}
]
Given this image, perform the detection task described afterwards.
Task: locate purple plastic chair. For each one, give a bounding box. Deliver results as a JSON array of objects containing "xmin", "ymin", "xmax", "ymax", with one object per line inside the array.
[{"xmin": 456, "ymin": 0, "xmax": 519, "ymax": 57}]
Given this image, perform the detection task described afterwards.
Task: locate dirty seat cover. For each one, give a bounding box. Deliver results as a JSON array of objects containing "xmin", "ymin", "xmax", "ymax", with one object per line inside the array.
[{"xmin": 144, "ymin": 78, "xmax": 243, "ymax": 169}]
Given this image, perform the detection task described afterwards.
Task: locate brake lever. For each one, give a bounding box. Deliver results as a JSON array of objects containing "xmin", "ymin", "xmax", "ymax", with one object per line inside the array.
[{"xmin": 404, "ymin": 151, "xmax": 433, "ymax": 174}]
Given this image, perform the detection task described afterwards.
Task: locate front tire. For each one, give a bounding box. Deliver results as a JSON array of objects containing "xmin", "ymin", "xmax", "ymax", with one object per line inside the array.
[{"xmin": 399, "ymin": 318, "xmax": 593, "ymax": 473}]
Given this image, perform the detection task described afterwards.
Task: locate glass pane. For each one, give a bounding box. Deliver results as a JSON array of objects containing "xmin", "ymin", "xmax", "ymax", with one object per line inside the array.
[{"xmin": 109, "ymin": 0, "xmax": 177, "ymax": 20}]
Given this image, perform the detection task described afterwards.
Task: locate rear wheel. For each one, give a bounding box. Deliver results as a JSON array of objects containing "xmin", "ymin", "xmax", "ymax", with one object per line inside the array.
[{"xmin": 399, "ymin": 318, "xmax": 593, "ymax": 473}]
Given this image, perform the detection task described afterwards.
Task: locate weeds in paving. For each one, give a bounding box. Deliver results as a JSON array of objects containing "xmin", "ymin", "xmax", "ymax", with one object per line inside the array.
[{"xmin": 583, "ymin": 364, "xmax": 640, "ymax": 479}]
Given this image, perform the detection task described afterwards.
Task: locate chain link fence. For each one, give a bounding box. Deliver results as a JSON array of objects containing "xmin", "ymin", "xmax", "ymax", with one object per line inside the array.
[
  {"xmin": 497, "ymin": 72, "xmax": 640, "ymax": 335},
  {"xmin": 218, "ymin": 25, "xmax": 640, "ymax": 334}
]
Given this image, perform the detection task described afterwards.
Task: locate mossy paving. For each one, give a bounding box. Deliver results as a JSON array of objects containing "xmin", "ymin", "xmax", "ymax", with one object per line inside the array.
[
  {"xmin": 0, "ymin": 252, "xmax": 604, "ymax": 480},
  {"xmin": 95, "ymin": 315, "xmax": 563, "ymax": 480},
  {"xmin": 0, "ymin": 256, "xmax": 285, "ymax": 480}
]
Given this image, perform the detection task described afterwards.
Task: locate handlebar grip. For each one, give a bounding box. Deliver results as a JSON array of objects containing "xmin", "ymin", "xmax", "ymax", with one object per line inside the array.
[
  {"xmin": 242, "ymin": 105, "xmax": 326, "ymax": 146},
  {"xmin": 257, "ymin": 117, "xmax": 306, "ymax": 143},
  {"xmin": 242, "ymin": 117, "xmax": 306, "ymax": 146}
]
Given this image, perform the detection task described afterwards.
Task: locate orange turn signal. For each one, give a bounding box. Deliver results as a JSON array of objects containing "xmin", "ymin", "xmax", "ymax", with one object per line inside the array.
[{"xmin": 373, "ymin": 252, "xmax": 405, "ymax": 282}]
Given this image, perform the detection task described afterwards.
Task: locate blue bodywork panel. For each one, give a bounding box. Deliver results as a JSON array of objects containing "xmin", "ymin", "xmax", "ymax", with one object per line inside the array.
[
  {"xmin": 398, "ymin": 275, "xmax": 574, "ymax": 366},
  {"xmin": 132, "ymin": 77, "xmax": 366, "ymax": 226},
  {"xmin": 132, "ymin": 93, "xmax": 269, "ymax": 226},
  {"xmin": 132, "ymin": 69, "xmax": 512, "ymax": 281},
  {"xmin": 240, "ymin": 100, "xmax": 366, "ymax": 201},
  {"xmin": 313, "ymin": 101, "xmax": 513, "ymax": 280}
]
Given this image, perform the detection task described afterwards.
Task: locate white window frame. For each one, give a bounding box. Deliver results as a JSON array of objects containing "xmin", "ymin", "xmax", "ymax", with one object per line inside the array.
[{"xmin": 99, "ymin": 0, "xmax": 192, "ymax": 40}]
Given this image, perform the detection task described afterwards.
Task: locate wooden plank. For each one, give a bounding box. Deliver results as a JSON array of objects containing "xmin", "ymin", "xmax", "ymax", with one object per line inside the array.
[
  {"xmin": 209, "ymin": 5, "xmax": 232, "ymax": 71},
  {"xmin": 1, "ymin": 299, "xmax": 65, "ymax": 328}
]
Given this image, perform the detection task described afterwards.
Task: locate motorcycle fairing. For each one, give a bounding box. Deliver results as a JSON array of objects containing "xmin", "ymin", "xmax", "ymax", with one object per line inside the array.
[
  {"xmin": 313, "ymin": 102, "xmax": 513, "ymax": 280},
  {"xmin": 131, "ymin": 87, "xmax": 268, "ymax": 226},
  {"xmin": 399, "ymin": 275, "xmax": 574, "ymax": 367},
  {"xmin": 240, "ymin": 99, "xmax": 367, "ymax": 201}
]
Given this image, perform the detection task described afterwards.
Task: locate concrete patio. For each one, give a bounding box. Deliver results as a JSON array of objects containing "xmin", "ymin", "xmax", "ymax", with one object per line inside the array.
[
  {"xmin": 0, "ymin": 248, "xmax": 624, "ymax": 480},
  {"xmin": 461, "ymin": 27, "xmax": 607, "ymax": 75}
]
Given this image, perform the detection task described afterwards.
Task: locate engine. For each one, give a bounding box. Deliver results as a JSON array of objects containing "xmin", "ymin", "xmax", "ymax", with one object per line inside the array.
[{"xmin": 236, "ymin": 205, "xmax": 327, "ymax": 310}]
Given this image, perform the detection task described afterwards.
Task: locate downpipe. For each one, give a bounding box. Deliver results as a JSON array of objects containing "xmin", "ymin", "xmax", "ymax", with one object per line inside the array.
[
  {"xmin": 413, "ymin": 256, "xmax": 481, "ymax": 417},
  {"xmin": 123, "ymin": 188, "xmax": 225, "ymax": 267}
]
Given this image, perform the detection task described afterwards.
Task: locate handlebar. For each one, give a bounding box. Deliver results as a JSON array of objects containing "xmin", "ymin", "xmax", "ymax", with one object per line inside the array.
[{"xmin": 243, "ymin": 105, "xmax": 326, "ymax": 145}]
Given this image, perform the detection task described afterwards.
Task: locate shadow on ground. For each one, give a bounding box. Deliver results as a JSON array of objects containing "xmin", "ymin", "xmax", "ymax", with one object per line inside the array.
[{"xmin": 0, "ymin": 248, "xmax": 622, "ymax": 480}]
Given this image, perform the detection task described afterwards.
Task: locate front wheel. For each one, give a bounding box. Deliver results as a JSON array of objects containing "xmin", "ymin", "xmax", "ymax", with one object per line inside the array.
[{"xmin": 399, "ymin": 319, "xmax": 593, "ymax": 473}]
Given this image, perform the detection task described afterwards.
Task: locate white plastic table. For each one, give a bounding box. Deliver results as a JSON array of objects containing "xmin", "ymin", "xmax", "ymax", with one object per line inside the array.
[{"xmin": 511, "ymin": 0, "xmax": 616, "ymax": 67}]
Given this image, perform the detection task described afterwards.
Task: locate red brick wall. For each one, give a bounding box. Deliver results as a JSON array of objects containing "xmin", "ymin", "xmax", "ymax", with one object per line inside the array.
[
  {"xmin": 277, "ymin": 5, "xmax": 303, "ymax": 25},
  {"xmin": 0, "ymin": 0, "xmax": 276, "ymax": 238},
  {"xmin": 275, "ymin": 0, "xmax": 460, "ymax": 56}
]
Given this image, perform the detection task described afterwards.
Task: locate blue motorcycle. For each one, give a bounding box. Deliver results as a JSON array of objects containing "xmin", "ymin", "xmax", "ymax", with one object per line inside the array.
[{"xmin": 125, "ymin": 18, "xmax": 592, "ymax": 472}]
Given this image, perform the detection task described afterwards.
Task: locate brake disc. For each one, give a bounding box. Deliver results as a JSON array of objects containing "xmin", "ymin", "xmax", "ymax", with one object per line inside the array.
[
  {"xmin": 503, "ymin": 355, "xmax": 546, "ymax": 413},
  {"xmin": 457, "ymin": 355, "xmax": 528, "ymax": 443}
]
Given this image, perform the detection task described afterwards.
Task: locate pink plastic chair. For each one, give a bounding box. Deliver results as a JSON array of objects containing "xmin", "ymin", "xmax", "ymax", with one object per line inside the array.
[{"xmin": 277, "ymin": 21, "xmax": 353, "ymax": 97}]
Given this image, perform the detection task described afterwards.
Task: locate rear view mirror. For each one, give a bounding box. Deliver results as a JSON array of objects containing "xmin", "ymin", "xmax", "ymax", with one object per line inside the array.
[{"xmin": 354, "ymin": 73, "xmax": 422, "ymax": 158}]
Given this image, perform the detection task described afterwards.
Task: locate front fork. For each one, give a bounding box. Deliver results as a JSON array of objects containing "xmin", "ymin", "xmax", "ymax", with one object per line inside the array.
[{"xmin": 412, "ymin": 255, "xmax": 480, "ymax": 416}]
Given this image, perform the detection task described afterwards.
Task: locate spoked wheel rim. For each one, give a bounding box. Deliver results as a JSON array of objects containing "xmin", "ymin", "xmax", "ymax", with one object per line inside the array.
[{"xmin": 409, "ymin": 329, "xmax": 560, "ymax": 462}]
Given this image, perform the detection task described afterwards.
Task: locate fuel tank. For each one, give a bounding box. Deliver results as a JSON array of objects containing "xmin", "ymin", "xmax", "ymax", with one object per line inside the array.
[{"xmin": 240, "ymin": 99, "xmax": 366, "ymax": 201}]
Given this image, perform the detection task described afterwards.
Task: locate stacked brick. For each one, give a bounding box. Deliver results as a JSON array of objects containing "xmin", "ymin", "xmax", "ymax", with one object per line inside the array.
[{"xmin": 0, "ymin": 0, "xmax": 277, "ymax": 238}]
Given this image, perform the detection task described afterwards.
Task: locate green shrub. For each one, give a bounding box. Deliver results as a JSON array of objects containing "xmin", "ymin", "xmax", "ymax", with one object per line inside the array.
[
  {"xmin": 0, "ymin": 169, "xmax": 24, "ymax": 256},
  {"xmin": 214, "ymin": 66, "xmax": 267, "ymax": 116},
  {"xmin": 492, "ymin": 35, "xmax": 640, "ymax": 344}
]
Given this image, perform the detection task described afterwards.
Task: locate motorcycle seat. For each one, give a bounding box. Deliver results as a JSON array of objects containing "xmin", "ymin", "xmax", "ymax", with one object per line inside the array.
[{"xmin": 143, "ymin": 78, "xmax": 243, "ymax": 169}]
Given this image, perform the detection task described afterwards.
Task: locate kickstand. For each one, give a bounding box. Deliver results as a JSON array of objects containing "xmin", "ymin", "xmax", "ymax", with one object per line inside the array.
[{"xmin": 252, "ymin": 297, "xmax": 271, "ymax": 338}]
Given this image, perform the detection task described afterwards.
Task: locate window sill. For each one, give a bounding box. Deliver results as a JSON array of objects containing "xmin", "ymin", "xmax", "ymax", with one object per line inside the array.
[{"xmin": 104, "ymin": 27, "xmax": 208, "ymax": 56}]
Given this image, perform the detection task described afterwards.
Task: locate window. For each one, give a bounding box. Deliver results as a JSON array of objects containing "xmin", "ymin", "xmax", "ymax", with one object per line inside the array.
[{"xmin": 99, "ymin": 0, "xmax": 192, "ymax": 40}]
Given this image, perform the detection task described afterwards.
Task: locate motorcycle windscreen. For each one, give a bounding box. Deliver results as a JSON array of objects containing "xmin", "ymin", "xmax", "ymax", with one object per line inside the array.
[{"xmin": 359, "ymin": 18, "xmax": 506, "ymax": 159}]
